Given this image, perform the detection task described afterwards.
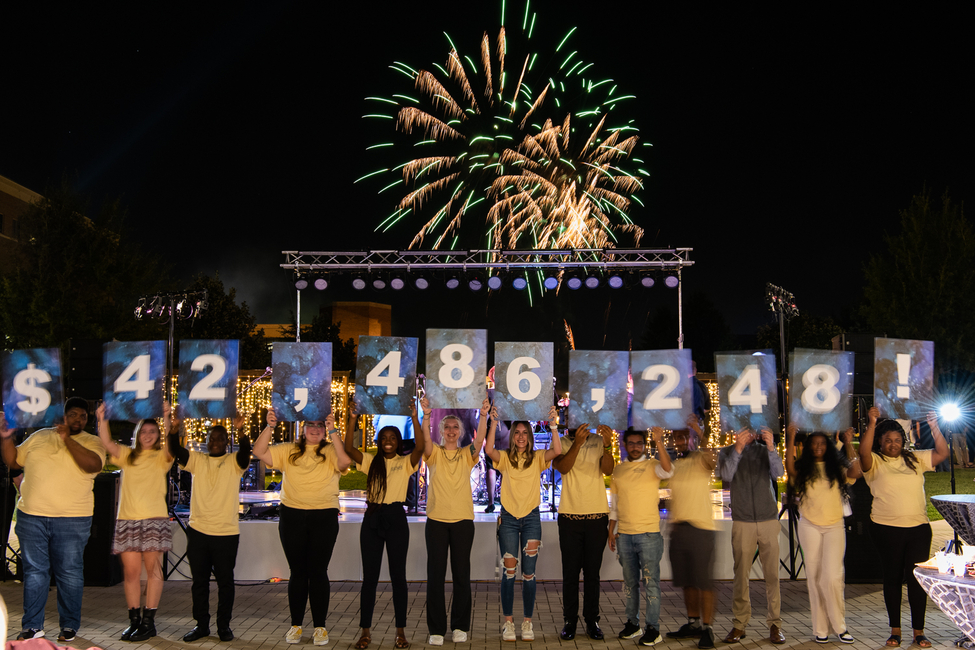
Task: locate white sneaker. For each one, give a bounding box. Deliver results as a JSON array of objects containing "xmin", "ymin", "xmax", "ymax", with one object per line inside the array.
[
  {"xmin": 286, "ymin": 626, "xmax": 303, "ymax": 644},
  {"xmin": 452, "ymin": 630, "xmax": 468, "ymax": 643},
  {"xmin": 521, "ymin": 621, "xmax": 535, "ymax": 641},
  {"xmin": 429, "ymin": 635, "xmax": 445, "ymax": 646},
  {"xmin": 502, "ymin": 621, "xmax": 516, "ymax": 642},
  {"xmin": 313, "ymin": 627, "xmax": 329, "ymax": 646}
]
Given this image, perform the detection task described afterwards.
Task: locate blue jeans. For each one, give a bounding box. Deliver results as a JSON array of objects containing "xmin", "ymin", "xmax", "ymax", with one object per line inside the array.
[
  {"xmin": 16, "ymin": 511, "xmax": 92, "ymax": 631},
  {"xmin": 497, "ymin": 507, "xmax": 542, "ymax": 618},
  {"xmin": 616, "ymin": 531, "xmax": 664, "ymax": 629}
]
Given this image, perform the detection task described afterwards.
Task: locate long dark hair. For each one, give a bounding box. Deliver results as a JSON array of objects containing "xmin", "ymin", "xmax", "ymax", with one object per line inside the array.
[
  {"xmin": 792, "ymin": 431, "xmax": 849, "ymax": 499},
  {"xmin": 506, "ymin": 421, "xmax": 535, "ymax": 469},
  {"xmin": 873, "ymin": 419, "xmax": 919, "ymax": 473},
  {"xmin": 367, "ymin": 425, "xmax": 404, "ymax": 504},
  {"xmin": 289, "ymin": 422, "xmax": 329, "ymax": 465},
  {"xmin": 128, "ymin": 419, "xmax": 161, "ymax": 465}
]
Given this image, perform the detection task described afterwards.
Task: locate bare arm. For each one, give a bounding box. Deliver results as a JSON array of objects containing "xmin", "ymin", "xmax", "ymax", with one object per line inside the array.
[
  {"xmin": 60, "ymin": 424, "xmax": 104, "ymax": 473},
  {"xmin": 327, "ymin": 413, "xmax": 352, "ymax": 472},
  {"xmin": 421, "ymin": 397, "xmax": 435, "ymax": 460},
  {"xmin": 858, "ymin": 407, "xmax": 878, "ymax": 473},
  {"xmin": 484, "ymin": 405, "xmax": 501, "ymax": 463},
  {"xmin": 161, "ymin": 401, "xmax": 174, "ymax": 462},
  {"xmin": 470, "ymin": 398, "xmax": 490, "ymax": 457},
  {"xmin": 0, "ymin": 419, "xmax": 21, "ymax": 471},
  {"xmin": 598, "ymin": 425, "xmax": 616, "ymax": 475},
  {"xmin": 345, "ymin": 403, "xmax": 363, "ymax": 464},
  {"xmin": 95, "ymin": 403, "xmax": 122, "ymax": 459},
  {"xmin": 409, "ymin": 400, "xmax": 426, "ymax": 467},
  {"xmin": 552, "ymin": 424, "xmax": 589, "ymax": 474},
  {"xmin": 252, "ymin": 408, "xmax": 275, "ymax": 465},
  {"xmin": 840, "ymin": 427, "xmax": 862, "ymax": 479},
  {"xmin": 544, "ymin": 405, "xmax": 563, "ymax": 462},
  {"xmin": 652, "ymin": 427, "xmax": 672, "ymax": 473},
  {"xmin": 928, "ymin": 410, "xmax": 950, "ymax": 467}
]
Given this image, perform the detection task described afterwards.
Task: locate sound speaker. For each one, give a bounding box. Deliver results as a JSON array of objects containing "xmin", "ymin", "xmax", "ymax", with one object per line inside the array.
[{"xmin": 84, "ymin": 472, "xmax": 122, "ymax": 586}]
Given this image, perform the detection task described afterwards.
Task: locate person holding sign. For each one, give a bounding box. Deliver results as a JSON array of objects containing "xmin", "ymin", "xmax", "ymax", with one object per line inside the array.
[
  {"xmin": 345, "ymin": 400, "xmax": 426, "ymax": 650},
  {"xmin": 859, "ymin": 407, "xmax": 948, "ymax": 649},
  {"xmin": 608, "ymin": 427, "xmax": 673, "ymax": 647},
  {"xmin": 552, "ymin": 422, "xmax": 616, "ymax": 640},
  {"xmin": 168, "ymin": 417, "xmax": 251, "ymax": 643},
  {"xmin": 717, "ymin": 427, "xmax": 786, "ymax": 645},
  {"xmin": 95, "ymin": 402, "xmax": 176, "ymax": 642},
  {"xmin": 422, "ymin": 398, "xmax": 490, "ymax": 646},
  {"xmin": 252, "ymin": 409, "xmax": 352, "ymax": 647},
  {"xmin": 785, "ymin": 425, "xmax": 860, "ymax": 644},
  {"xmin": 485, "ymin": 405, "xmax": 562, "ymax": 641},
  {"xmin": 0, "ymin": 398, "xmax": 105, "ymax": 643}
]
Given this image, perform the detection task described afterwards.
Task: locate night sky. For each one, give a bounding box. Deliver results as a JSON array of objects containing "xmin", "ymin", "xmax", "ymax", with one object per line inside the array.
[{"xmin": 3, "ymin": 2, "xmax": 972, "ymax": 339}]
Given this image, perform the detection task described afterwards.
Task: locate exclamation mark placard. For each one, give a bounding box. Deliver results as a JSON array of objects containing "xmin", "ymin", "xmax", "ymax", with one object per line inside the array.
[{"xmin": 896, "ymin": 353, "xmax": 911, "ymax": 399}]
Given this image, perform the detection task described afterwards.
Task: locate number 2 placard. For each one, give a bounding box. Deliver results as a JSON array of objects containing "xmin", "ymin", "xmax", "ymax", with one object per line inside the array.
[
  {"xmin": 178, "ymin": 340, "xmax": 240, "ymax": 419},
  {"xmin": 568, "ymin": 350, "xmax": 629, "ymax": 430},
  {"xmin": 789, "ymin": 348, "xmax": 853, "ymax": 431},
  {"xmin": 630, "ymin": 349, "xmax": 692, "ymax": 430},
  {"xmin": 2, "ymin": 348, "xmax": 65, "ymax": 428},
  {"xmin": 716, "ymin": 351, "xmax": 779, "ymax": 433},
  {"xmin": 425, "ymin": 329, "xmax": 487, "ymax": 409},
  {"xmin": 104, "ymin": 341, "xmax": 166, "ymax": 420},
  {"xmin": 354, "ymin": 336, "xmax": 418, "ymax": 415},
  {"xmin": 493, "ymin": 342, "xmax": 553, "ymax": 421},
  {"xmin": 272, "ymin": 342, "xmax": 332, "ymax": 422}
]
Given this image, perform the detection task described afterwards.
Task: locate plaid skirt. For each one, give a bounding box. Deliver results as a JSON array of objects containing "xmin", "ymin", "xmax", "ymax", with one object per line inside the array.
[{"xmin": 112, "ymin": 518, "xmax": 173, "ymax": 554}]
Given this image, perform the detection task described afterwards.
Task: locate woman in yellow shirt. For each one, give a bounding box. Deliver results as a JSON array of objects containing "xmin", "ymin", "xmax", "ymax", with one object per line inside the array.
[
  {"xmin": 252, "ymin": 408, "xmax": 351, "ymax": 646},
  {"xmin": 96, "ymin": 402, "xmax": 175, "ymax": 642},
  {"xmin": 346, "ymin": 399, "xmax": 426, "ymax": 650},
  {"xmin": 785, "ymin": 425, "xmax": 861, "ymax": 644},
  {"xmin": 484, "ymin": 404, "xmax": 562, "ymax": 642}
]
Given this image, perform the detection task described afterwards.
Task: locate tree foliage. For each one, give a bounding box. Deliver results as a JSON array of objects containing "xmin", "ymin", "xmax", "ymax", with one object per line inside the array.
[{"xmin": 861, "ymin": 189, "xmax": 975, "ymax": 372}]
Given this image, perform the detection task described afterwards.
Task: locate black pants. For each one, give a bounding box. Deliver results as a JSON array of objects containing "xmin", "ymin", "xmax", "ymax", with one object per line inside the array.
[
  {"xmin": 425, "ymin": 519, "xmax": 475, "ymax": 635},
  {"xmin": 279, "ymin": 506, "xmax": 340, "ymax": 627},
  {"xmin": 186, "ymin": 527, "xmax": 239, "ymax": 629},
  {"xmin": 558, "ymin": 514, "xmax": 608, "ymax": 624},
  {"xmin": 872, "ymin": 522, "xmax": 932, "ymax": 629},
  {"xmin": 360, "ymin": 504, "xmax": 409, "ymax": 628}
]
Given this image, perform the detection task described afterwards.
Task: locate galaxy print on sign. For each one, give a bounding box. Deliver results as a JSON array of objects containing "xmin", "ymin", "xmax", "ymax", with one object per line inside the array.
[
  {"xmin": 177, "ymin": 340, "xmax": 240, "ymax": 419},
  {"xmin": 568, "ymin": 350, "xmax": 629, "ymax": 430},
  {"xmin": 103, "ymin": 341, "xmax": 166, "ymax": 420},
  {"xmin": 874, "ymin": 338, "xmax": 934, "ymax": 420},
  {"xmin": 630, "ymin": 349, "xmax": 692, "ymax": 430},
  {"xmin": 272, "ymin": 342, "xmax": 332, "ymax": 422},
  {"xmin": 493, "ymin": 342, "xmax": 553, "ymax": 421},
  {"xmin": 2, "ymin": 348, "xmax": 64, "ymax": 428},
  {"xmin": 354, "ymin": 336, "xmax": 418, "ymax": 416},
  {"xmin": 425, "ymin": 329, "xmax": 487, "ymax": 409},
  {"xmin": 716, "ymin": 351, "xmax": 779, "ymax": 433},
  {"xmin": 789, "ymin": 348, "xmax": 853, "ymax": 431}
]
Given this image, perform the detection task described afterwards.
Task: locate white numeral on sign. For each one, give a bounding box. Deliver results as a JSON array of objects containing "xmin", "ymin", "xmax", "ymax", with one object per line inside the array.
[
  {"xmin": 188, "ymin": 354, "xmax": 228, "ymax": 401},
  {"xmin": 114, "ymin": 354, "xmax": 154, "ymax": 399},
  {"xmin": 727, "ymin": 364, "xmax": 768, "ymax": 414},
  {"xmin": 439, "ymin": 344, "xmax": 475, "ymax": 388},
  {"xmin": 801, "ymin": 364, "xmax": 841, "ymax": 414},
  {"xmin": 507, "ymin": 356, "xmax": 542, "ymax": 400},
  {"xmin": 642, "ymin": 364, "xmax": 682, "ymax": 410},
  {"xmin": 366, "ymin": 350, "xmax": 405, "ymax": 395},
  {"xmin": 591, "ymin": 388, "xmax": 605, "ymax": 412}
]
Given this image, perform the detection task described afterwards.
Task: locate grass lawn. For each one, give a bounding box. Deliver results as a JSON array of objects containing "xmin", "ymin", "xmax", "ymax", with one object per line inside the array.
[{"xmin": 925, "ymin": 467, "xmax": 975, "ymax": 520}]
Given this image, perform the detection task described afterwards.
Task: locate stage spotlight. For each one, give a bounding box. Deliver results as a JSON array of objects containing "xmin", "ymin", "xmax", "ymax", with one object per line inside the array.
[
  {"xmin": 566, "ymin": 274, "xmax": 583, "ymax": 290},
  {"xmin": 487, "ymin": 274, "xmax": 503, "ymax": 291},
  {"xmin": 640, "ymin": 276, "xmax": 655, "ymax": 288},
  {"xmin": 194, "ymin": 294, "xmax": 208, "ymax": 314},
  {"xmin": 468, "ymin": 274, "xmax": 484, "ymax": 292},
  {"xmin": 351, "ymin": 275, "xmax": 367, "ymax": 290},
  {"xmin": 941, "ymin": 403, "xmax": 962, "ymax": 422},
  {"xmin": 414, "ymin": 275, "xmax": 430, "ymax": 290},
  {"xmin": 371, "ymin": 277, "xmax": 387, "ymax": 291},
  {"xmin": 390, "ymin": 274, "xmax": 406, "ymax": 291},
  {"xmin": 543, "ymin": 273, "xmax": 559, "ymax": 290},
  {"xmin": 176, "ymin": 295, "xmax": 195, "ymax": 319},
  {"xmin": 608, "ymin": 273, "xmax": 624, "ymax": 289},
  {"xmin": 445, "ymin": 273, "xmax": 461, "ymax": 290},
  {"xmin": 134, "ymin": 298, "xmax": 146, "ymax": 320},
  {"xmin": 294, "ymin": 275, "xmax": 309, "ymax": 291},
  {"xmin": 664, "ymin": 273, "xmax": 679, "ymax": 288},
  {"xmin": 313, "ymin": 276, "xmax": 329, "ymax": 291},
  {"xmin": 585, "ymin": 274, "xmax": 601, "ymax": 289},
  {"xmin": 512, "ymin": 275, "xmax": 528, "ymax": 290}
]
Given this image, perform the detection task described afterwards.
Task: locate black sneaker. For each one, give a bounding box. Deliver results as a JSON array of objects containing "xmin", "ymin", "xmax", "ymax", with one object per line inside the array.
[
  {"xmin": 639, "ymin": 627, "xmax": 662, "ymax": 647},
  {"xmin": 619, "ymin": 621, "xmax": 643, "ymax": 639},
  {"xmin": 17, "ymin": 629, "xmax": 45, "ymax": 640},
  {"xmin": 58, "ymin": 629, "xmax": 77, "ymax": 642},
  {"xmin": 698, "ymin": 627, "xmax": 716, "ymax": 649},
  {"xmin": 668, "ymin": 622, "xmax": 704, "ymax": 639}
]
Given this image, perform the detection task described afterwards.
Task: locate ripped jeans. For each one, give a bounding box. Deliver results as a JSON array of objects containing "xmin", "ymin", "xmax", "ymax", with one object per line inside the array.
[
  {"xmin": 498, "ymin": 506, "xmax": 542, "ymax": 618},
  {"xmin": 616, "ymin": 531, "xmax": 663, "ymax": 629}
]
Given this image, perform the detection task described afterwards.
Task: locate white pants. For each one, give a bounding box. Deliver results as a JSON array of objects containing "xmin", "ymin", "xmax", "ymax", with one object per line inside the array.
[{"xmin": 797, "ymin": 517, "xmax": 847, "ymax": 637}]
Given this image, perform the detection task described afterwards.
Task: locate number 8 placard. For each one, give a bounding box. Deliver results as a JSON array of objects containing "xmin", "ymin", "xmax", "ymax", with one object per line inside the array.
[
  {"xmin": 425, "ymin": 329, "xmax": 487, "ymax": 409},
  {"xmin": 789, "ymin": 348, "xmax": 853, "ymax": 431},
  {"xmin": 178, "ymin": 340, "xmax": 240, "ymax": 419},
  {"xmin": 630, "ymin": 349, "xmax": 692, "ymax": 430},
  {"xmin": 354, "ymin": 336, "xmax": 418, "ymax": 415},
  {"xmin": 493, "ymin": 342, "xmax": 553, "ymax": 421},
  {"xmin": 104, "ymin": 341, "xmax": 166, "ymax": 420}
]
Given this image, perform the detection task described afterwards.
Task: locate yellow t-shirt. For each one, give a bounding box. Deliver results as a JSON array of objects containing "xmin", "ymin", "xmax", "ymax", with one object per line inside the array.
[
  {"xmin": 797, "ymin": 461, "xmax": 856, "ymax": 527},
  {"xmin": 268, "ymin": 443, "xmax": 345, "ymax": 510},
  {"xmin": 16, "ymin": 429, "xmax": 106, "ymax": 518},
  {"xmin": 667, "ymin": 451, "xmax": 717, "ymax": 531},
  {"xmin": 112, "ymin": 446, "xmax": 173, "ymax": 520},
  {"xmin": 611, "ymin": 458, "xmax": 668, "ymax": 534},
  {"xmin": 426, "ymin": 444, "xmax": 478, "ymax": 523},
  {"xmin": 185, "ymin": 451, "xmax": 246, "ymax": 536},
  {"xmin": 496, "ymin": 452, "xmax": 551, "ymax": 519},
  {"xmin": 558, "ymin": 434, "xmax": 610, "ymax": 515},
  {"xmin": 359, "ymin": 452, "xmax": 418, "ymax": 504},
  {"xmin": 864, "ymin": 449, "xmax": 933, "ymax": 527}
]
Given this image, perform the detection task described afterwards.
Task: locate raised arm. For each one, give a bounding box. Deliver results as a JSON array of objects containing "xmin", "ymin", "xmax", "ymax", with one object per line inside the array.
[
  {"xmin": 718, "ymin": 428, "xmax": 754, "ymax": 481},
  {"xmin": 858, "ymin": 406, "xmax": 878, "ymax": 472},
  {"xmin": 598, "ymin": 424, "xmax": 616, "ymax": 475},
  {"xmin": 421, "ymin": 397, "xmax": 435, "ymax": 460},
  {"xmin": 651, "ymin": 426, "xmax": 672, "ymax": 474},
  {"xmin": 252, "ymin": 408, "xmax": 276, "ymax": 465},
  {"xmin": 928, "ymin": 410, "xmax": 950, "ymax": 467},
  {"xmin": 553, "ymin": 424, "xmax": 589, "ymax": 473},
  {"xmin": 168, "ymin": 424, "xmax": 189, "ymax": 466},
  {"xmin": 760, "ymin": 426, "xmax": 784, "ymax": 478},
  {"xmin": 840, "ymin": 427, "xmax": 862, "ymax": 479},
  {"xmin": 784, "ymin": 423, "xmax": 798, "ymax": 480},
  {"xmin": 544, "ymin": 405, "xmax": 563, "ymax": 461},
  {"xmin": 484, "ymin": 405, "xmax": 501, "ymax": 463},
  {"xmin": 409, "ymin": 399, "xmax": 427, "ymax": 467},
  {"xmin": 345, "ymin": 403, "xmax": 364, "ymax": 464},
  {"xmin": 327, "ymin": 412, "xmax": 352, "ymax": 472},
  {"xmin": 471, "ymin": 398, "xmax": 490, "ymax": 456},
  {"xmin": 96, "ymin": 403, "xmax": 122, "ymax": 459},
  {"xmin": 0, "ymin": 419, "xmax": 21, "ymax": 471}
]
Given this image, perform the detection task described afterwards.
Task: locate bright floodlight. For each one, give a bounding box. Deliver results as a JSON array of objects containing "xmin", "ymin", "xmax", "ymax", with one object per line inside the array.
[{"xmin": 941, "ymin": 403, "xmax": 962, "ymax": 422}]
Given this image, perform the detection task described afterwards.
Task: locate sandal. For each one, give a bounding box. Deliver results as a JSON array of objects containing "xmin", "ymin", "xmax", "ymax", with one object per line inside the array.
[
  {"xmin": 887, "ymin": 635, "xmax": 902, "ymax": 647},
  {"xmin": 355, "ymin": 634, "xmax": 371, "ymax": 649},
  {"xmin": 914, "ymin": 635, "xmax": 932, "ymax": 648},
  {"xmin": 395, "ymin": 634, "xmax": 410, "ymax": 649}
]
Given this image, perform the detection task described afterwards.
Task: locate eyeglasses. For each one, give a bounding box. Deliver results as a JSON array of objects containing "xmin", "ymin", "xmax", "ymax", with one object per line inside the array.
[{"xmin": 305, "ymin": 422, "xmax": 326, "ymax": 429}]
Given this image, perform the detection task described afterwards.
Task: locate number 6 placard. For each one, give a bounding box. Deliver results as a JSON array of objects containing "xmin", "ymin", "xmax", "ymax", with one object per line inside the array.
[
  {"xmin": 493, "ymin": 342, "xmax": 553, "ymax": 421},
  {"xmin": 103, "ymin": 341, "xmax": 166, "ymax": 420},
  {"xmin": 789, "ymin": 348, "xmax": 853, "ymax": 431},
  {"xmin": 354, "ymin": 336, "xmax": 418, "ymax": 415},
  {"xmin": 425, "ymin": 329, "xmax": 487, "ymax": 409},
  {"xmin": 630, "ymin": 349, "xmax": 692, "ymax": 430},
  {"xmin": 178, "ymin": 340, "xmax": 239, "ymax": 419},
  {"xmin": 716, "ymin": 351, "xmax": 779, "ymax": 433}
]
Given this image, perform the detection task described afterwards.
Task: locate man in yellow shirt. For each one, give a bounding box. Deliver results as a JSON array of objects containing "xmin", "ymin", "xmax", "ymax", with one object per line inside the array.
[{"xmin": 0, "ymin": 398, "xmax": 106, "ymax": 643}]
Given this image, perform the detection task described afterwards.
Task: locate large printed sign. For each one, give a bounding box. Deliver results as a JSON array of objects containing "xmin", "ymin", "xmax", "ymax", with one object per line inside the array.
[
  {"xmin": 177, "ymin": 340, "xmax": 240, "ymax": 419},
  {"xmin": 789, "ymin": 348, "xmax": 853, "ymax": 431},
  {"xmin": 493, "ymin": 342, "xmax": 553, "ymax": 421},
  {"xmin": 874, "ymin": 338, "xmax": 934, "ymax": 420},
  {"xmin": 716, "ymin": 351, "xmax": 779, "ymax": 432},
  {"xmin": 630, "ymin": 349, "xmax": 693, "ymax": 429},
  {"xmin": 103, "ymin": 341, "xmax": 166, "ymax": 420},
  {"xmin": 272, "ymin": 342, "xmax": 332, "ymax": 422},
  {"xmin": 425, "ymin": 329, "xmax": 487, "ymax": 409},
  {"xmin": 2, "ymin": 348, "xmax": 65, "ymax": 428},
  {"xmin": 354, "ymin": 336, "xmax": 418, "ymax": 415},
  {"xmin": 568, "ymin": 350, "xmax": 629, "ymax": 430}
]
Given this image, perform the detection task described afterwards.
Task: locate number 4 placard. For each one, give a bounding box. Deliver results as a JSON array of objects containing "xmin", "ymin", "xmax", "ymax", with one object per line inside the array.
[
  {"xmin": 178, "ymin": 340, "xmax": 240, "ymax": 419},
  {"xmin": 104, "ymin": 341, "xmax": 166, "ymax": 420},
  {"xmin": 630, "ymin": 349, "xmax": 693, "ymax": 430},
  {"xmin": 493, "ymin": 342, "xmax": 553, "ymax": 421},
  {"xmin": 716, "ymin": 351, "xmax": 779, "ymax": 433},
  {"xmin": 789, "ymin": 348, "xmax": 853, "ymax": 431},
  {"xmin": 354, "ymin": 336, "xmax": 418, "ymax": 415}
]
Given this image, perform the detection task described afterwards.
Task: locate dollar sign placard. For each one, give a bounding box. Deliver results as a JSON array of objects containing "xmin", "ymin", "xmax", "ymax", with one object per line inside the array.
[{"xmin": 2, "ymin": 348, "xmax": 66, "ymax": 428}]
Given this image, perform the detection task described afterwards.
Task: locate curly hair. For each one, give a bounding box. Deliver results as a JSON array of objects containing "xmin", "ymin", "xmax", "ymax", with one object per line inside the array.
[
  {"xmin": 872, "ymin": 419, "xmax": 919, "ymax": 473},
  {"xmin": 367, "ymin": 425, "xmax": 404, "ymax": 504},
  {"xmin": 792, "ymin": 431, "xmax": 849, "ymax": 500},
  {"xmin": 506, "ymin": 421, "xmax": 536, "ymax": 469},
  {"xmin": 289, "ymin": 421, "xmax": 330, "ymax": 465},
  {"xmin": 128, "ymin": 419, "xmax": 162, "ymax": 465}
]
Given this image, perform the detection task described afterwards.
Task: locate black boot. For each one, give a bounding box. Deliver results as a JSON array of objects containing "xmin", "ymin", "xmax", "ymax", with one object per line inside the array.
[
  {"xmin": 121, "ymin": 608, "xmax": 141, "ymax": 641},
  {"xmin": 129, "ymin": 608, "xmax": 157, "ymax": 642}
]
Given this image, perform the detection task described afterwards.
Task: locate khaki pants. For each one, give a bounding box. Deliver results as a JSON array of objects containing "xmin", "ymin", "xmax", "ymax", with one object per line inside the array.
[{"xmin": 731, "ymin": 519, "xmax": 781, "ymax": 630}]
